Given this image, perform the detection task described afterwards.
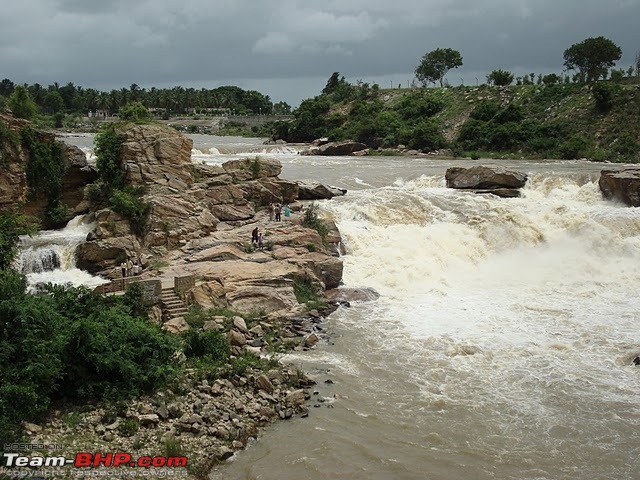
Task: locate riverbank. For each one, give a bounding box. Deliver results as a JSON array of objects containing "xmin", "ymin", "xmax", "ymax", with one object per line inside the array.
[{"xmin": 0, "ymin": 115, "xmax": 354, "ymax": 479}]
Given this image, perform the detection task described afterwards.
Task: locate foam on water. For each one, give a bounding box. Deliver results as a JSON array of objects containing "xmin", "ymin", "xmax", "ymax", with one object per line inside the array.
[{"xmin": 19, "ymin": 215, "xmax": 108, "ymax": 290}]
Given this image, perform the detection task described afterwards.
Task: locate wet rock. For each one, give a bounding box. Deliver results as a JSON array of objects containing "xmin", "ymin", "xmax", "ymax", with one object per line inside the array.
[
  {"xmin": 296, "ymin": 181, "xmax": 347, "ymax": 200},
  {"xmin": 325, "ymin": 287, "xmax": 380, "ymax": 303},
  {"xmin": 216, "ymin": 446, "xmax": 234, "ymax": 461},
  {"xmin": 285, "ymin": 390, "xmax": 306, "ymax": 406},
  {"xmin": 304, "ymin": 333, "xmax": 319, "ymax": 348},
  {"xmin": 445, "ymin": 166, "xmax": 527, "ymax": 190},
  {"xmin": 599, "ymin": 168, "xmax": 640, "ymax": 207}
]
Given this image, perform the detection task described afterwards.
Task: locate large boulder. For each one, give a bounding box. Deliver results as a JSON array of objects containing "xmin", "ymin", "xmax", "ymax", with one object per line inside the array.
[
  {"xmin": 119, "ymin": 124, "xmax": 193, "ymax": 191},
  {"xmin": 445, "ymin": 166, "xmax": 527, "ymax": 190},
  {"xmin": 317, "ymin": 141, "xmax": 368, "ymax": 156},
  {"xmin": 296, "ymin": 182, "xmax": 347, "ymax": 200},
  {"xmin": 300, "ymin": 141, "xmax": 368, "ymax": 156},
  {"xmin": 599, "ymin": 168, "xmax": 640, "ymax": 207},
  {"xmin": 75, "ymin": 236, "xmax": 140, "ymax": 273}
]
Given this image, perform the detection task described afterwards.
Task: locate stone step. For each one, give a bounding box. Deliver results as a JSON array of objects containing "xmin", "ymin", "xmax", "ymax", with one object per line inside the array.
[
  {"xmin": 167, "ymin": 308, "xmax": 188, "ymax": 315},
  {"xmin": 162, "ymin": 300, "xmax": 184, "ymax": 306}
]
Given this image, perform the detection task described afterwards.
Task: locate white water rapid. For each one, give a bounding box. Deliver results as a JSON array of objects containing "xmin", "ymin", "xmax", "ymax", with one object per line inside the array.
[
  {"xmin": 58, "ymin": 134, "xmax": 640, "ymax": 479},
  {"xmin": 19, "ymin": 215, "xmax": 108, "ymax": 291}
]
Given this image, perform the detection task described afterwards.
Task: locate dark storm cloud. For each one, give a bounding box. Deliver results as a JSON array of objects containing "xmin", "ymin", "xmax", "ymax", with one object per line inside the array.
[{"xmin": 1, "ymin": 0, "xmax": 638, "ymax": 104}]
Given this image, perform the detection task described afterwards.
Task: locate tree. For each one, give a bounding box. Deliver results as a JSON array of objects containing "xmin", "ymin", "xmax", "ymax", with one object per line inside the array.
[
  {"xmin": 635, "ymin": 51, "xmax": 640, "ymax": 77},
  {"xmin": 415, "ymin": 48, "xmax": 463, "ymax": 87},
  {"xmin": 487, "ymin": 69, "xmax": 514, "ymax": 86},
  {"xmin": 0, "ymin": 78, "xmax": 15, "ymax": 97},
  {"xmin": 44, "ymin": 90, "xmax": 65, "ymax": 113},
  {"xmin": 563, "ymin": 36, "xmax": 622, "ymax": 82},
  {"xmin": 7, "ymin": 85, "xmax": 38, "ymax": 119},
  {"xmin": 542, "ymin": 74, "xmax": 561, "ymax": 86},
  {"xmin": 117, "ymin": 101, "xmax": 150, "ymax": 122}
]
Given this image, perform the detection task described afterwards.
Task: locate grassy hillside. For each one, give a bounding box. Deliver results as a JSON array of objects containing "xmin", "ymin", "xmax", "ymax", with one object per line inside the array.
[{"xmin": 276, "ymin": 81, "xmax": 640, "ymax": 162}]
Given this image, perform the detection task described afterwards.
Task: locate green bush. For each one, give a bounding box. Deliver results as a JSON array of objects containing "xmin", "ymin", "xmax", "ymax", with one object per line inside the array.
[
  {"xmin": 182, "ymin": 329, "xmax": 230, "ymax": 361},
  {"xmin": 470, "ymin": 101, "xmax": 500, "ymax": 121},
  {"xmin": 0, "ymin": 278, "xmax": 180, "ymax": 445},
  {"xmin": 109, "ymin": 187, "xmax": 149, "ymax": 235},
  {"xmin": 301, "ymin": 202, "xmax": 330, "ymax": 241},
  {"xmin": 95, "ymin": 124, "xmax": 125, "ymax": 188},
  {"xmin": 592, "ymin": 83, "xmax": 618, "ymax": 112},
  {"xmin": 118, "ymin": 102, "xmax": 151, "ymax": 123},
  {"xmin": 560, "ymin": 135, "xmax": 590, "ymax": 159}
]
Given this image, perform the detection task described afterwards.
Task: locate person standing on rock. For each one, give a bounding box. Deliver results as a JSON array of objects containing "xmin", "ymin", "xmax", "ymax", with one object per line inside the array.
[
  {"xmin": 121, "ymin": 260, "xmax": 127, "ymax": 278},
  {"xmin": 127, "ymin": 258, "xmax": 133, "ymax": 277},
  {"xmin": 252, "ymin": 226, "xmax": 259, "ymax": 245},
  {"xmin": 284, "ymin": 203, "xmax": 290, "ymax": 218},
  {"xmin": 268, "ymin": 203, "xmax": 275, "ymax": 221},
  {"xmin": 275, "ymin": 204, "xmax": 282, "ymax": 222},
  {"xmin": 258, "ymin": 232, "xmax": 264, "ymax": 250}
]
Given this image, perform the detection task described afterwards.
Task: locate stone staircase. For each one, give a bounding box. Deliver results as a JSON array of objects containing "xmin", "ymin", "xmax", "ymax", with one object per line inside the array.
[{"xmin": 161, "ymin": 287, "xmax": 188, "ymax": 322}]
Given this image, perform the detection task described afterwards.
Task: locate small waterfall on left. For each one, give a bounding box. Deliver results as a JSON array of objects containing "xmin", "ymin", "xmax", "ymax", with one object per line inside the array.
[{"xmin": 18, "ymin": 215, "xmax": 109, "ymax": 291}]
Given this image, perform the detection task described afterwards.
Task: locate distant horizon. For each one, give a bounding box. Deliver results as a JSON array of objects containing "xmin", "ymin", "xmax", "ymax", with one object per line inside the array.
[{"xmin": 8, "ymin": 62, "xmax": 637, "ymax": 111}]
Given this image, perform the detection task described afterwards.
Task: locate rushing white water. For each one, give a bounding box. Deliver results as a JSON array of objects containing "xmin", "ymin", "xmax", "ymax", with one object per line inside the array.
[
  {"xmin": 211, "ymin": 156, "xmax": 640, "ymax": 480},
  {"xmin": 58, "ymin": 134, "xmax": 640, "ymax": 479},
  {"xmin": 19, "ymin": 215, "xmax": 108, "ymax": 290}
]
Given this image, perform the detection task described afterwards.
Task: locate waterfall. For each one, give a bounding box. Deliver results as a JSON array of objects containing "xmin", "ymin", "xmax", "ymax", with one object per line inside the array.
[{"xmin": 18, "ymin": 215, "xmax": 108, "ymax": 290}]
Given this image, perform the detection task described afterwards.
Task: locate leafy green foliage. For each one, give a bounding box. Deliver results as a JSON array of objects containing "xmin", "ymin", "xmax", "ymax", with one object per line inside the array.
[
  {"xmin": 563, "ymin": 36, "xmax": 622, "ymax": 82},
  {"xmin": 182, "ymin": 329, "xmax": 230, "ymax": 361},
  {"xmin": 109, "ymin": 187, "xmax": 149, "ymax": 235},
  {"xmin": 415, "ymin": 48, "xmax": 463, "ymax": 87},
  {"xmin": 8, "ymin": 85, "xmax": 38, "ymax": 119},
  {"xmin": 301, "ymin": 202, "xmax": 330, "ymax": 242},
  {"xmin": 0, "ymin": 210, "xmax": 37, "ymax": 270},
  {"xmin": 19, "ymin": 127, "xmax": 66, "ymax": 225},
  {"xmin": 118, "ymin": 101, "xmax": 151, "ymax": 122},
  {"xmin": 0, "ymin": 277, "xmax": 180, "ymax": 445},
  {"xmin": 95, "ymin": 124, "xmax": 125, "ymax": 189},
  {"xmin": 487, "ymin": 69, "xmax": 514, "ymax": 86},
  {"xmin": 288, "ymin": 96, "xmax": 331, "ymax": 142},
  {"xmin": 592, "ymin": 83, "xmax": 619, "ymax": 112}
]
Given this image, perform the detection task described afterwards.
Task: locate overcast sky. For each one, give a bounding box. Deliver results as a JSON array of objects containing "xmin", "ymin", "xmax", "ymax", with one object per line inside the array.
[{"xmin": 1, "ymin": 0, "xmax": 638, "ymax": 106}]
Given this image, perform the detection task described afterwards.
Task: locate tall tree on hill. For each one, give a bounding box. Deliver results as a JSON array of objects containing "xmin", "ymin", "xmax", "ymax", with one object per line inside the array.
[
  {"xmin": 563, "ymin": 36, "xmax": 622, "ymax": 83},
  {"xmin": 487, "ymin": 69, "xmax": 514, "ymax": 86},
  {"xmin": 415, "ymin": 48, "xmax": 463, "ymax": 87},
  {"xmin": 8, "ymin": 85, "xmax": 38, "ymax": 119}
]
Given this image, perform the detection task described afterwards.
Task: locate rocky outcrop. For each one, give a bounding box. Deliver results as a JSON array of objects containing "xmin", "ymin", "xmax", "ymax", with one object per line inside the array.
[
  {"xmin": 0, "ymin": 113, "xmax": 96, "ymax": 219},
  {"xmin": 445, "ymin": 166, "xmax": 528, "ymax": 197},
  {"xmin": 301, "ymin": 141, "xmax": 368, "ymax": 156},
  {"xmin": 119, "ymin": 124, "xmax": 194, "ymax": 192},
  {"xmin": 599, "ymin": 168, "xmax": 640, "ymax": 207},
  {"xmin": 60, "ymin": 144, "xmax": 99, "ymax": 214},
  {"xmin": 296, "ymin": 181, "xmax": 347, "ymax": 200}
]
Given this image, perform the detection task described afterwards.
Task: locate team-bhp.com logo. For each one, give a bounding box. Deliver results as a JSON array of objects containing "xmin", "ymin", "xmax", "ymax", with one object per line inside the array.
[{"xmin": 3, "ymin": 452, "xmax": 188, "ymax": 468}]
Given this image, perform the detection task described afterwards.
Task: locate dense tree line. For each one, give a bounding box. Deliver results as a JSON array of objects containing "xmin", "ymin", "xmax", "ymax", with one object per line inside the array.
[{"xmin": 0, "ymin": 80, "xmax": 284, "ymax": 117}]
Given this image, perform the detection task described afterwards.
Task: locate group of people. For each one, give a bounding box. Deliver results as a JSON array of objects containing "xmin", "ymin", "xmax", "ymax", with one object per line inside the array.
[
  {"xmin": 120, "ymin": 258, "xmax": 141, "ymax": 278},
  {"xmin": 268, "ymin": 202, "xmax": 290, "ymax": 222},
  {"xmin": 251, "ymin": 227, "xmax": 264, "ymax": 250}
]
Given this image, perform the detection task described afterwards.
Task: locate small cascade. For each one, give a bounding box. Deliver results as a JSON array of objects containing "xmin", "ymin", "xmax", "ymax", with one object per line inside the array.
[
  {"xmin": 20, "ymin": 246, "xmax": 61, "ymax": 274},
  {"xmin": 18, "ymin": 215, "xmax": 108, "ymax": 290}
]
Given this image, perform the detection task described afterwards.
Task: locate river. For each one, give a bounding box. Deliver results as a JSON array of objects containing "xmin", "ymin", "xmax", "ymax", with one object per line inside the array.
[{"xmin": 60, "ymin": 134, "xmax": 640, "ymax": 480}]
